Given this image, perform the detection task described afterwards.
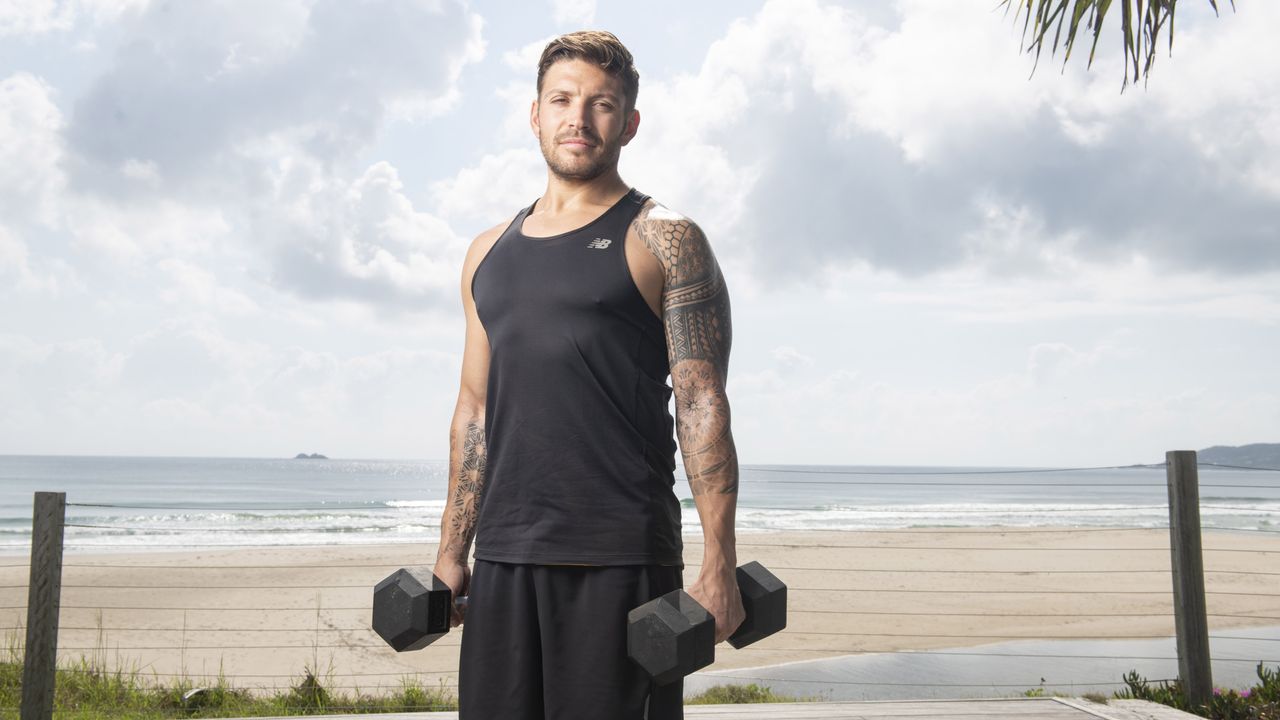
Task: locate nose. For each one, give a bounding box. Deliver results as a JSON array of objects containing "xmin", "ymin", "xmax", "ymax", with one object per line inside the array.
[{"xmin": 567, "ymin": 98, "xmax": 591, "ymax": 131}]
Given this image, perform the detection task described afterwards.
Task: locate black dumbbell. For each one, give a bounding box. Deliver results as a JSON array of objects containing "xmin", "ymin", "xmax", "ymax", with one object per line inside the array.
[
  {"xmin": 627, "ymin": 561, "xmax": 786, "ymax": 685},
  {"xmin": 372, "ymin": 568, "xmax": 467, "ymax": 652}
]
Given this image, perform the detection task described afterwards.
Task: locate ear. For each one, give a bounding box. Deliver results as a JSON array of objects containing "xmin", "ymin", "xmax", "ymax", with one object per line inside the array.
[
  {"xmin": 619, "ymin": 108, "xmax": 640, "ymax": 146},
  {"xmin": 529, "ymin": 98, "xmax": 541, "ymax": 139}
]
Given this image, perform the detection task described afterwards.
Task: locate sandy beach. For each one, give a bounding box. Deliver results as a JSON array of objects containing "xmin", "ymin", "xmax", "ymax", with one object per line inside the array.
[{"xmin": 3, "ymin": 528, "xmax": 1279, "ymax": 696}]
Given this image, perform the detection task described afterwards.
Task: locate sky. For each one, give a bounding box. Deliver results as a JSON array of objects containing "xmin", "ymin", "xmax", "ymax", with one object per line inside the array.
[{"xmin": 1, "ymin": 0, "xmax": 1277, "ymax": 466}]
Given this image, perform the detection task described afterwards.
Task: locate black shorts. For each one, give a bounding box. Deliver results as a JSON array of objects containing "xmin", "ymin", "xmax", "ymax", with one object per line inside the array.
[{"xmin": 458, "ymin": 560, "xmax": 684, "ymax": 720}]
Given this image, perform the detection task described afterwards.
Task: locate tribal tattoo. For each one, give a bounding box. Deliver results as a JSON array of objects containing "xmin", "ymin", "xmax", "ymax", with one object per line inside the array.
[
  {"xmin": 636, "ymin": 205, "xmax": 739, "ymax": 496},
  {"xmin": 441, "ymin": 418, "xmax": 487, "ymax": 560}
]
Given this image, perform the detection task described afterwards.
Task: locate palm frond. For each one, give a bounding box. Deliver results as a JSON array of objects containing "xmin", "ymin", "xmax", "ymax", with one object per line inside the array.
[{"xmin": 1000, "ymin": 0, "xmax": 1234, "ymax": 90}]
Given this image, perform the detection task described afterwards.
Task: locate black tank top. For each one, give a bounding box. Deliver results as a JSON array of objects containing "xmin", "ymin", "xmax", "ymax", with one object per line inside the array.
[{"xmin": 470, "ymin": 188, "xmax": 682, "ymax": 566}]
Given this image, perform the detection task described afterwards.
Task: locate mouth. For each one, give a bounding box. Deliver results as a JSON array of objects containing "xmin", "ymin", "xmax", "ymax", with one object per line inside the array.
[{"xmin": 559, "ymin": 136, "xmax": 596, "ymax": 148}]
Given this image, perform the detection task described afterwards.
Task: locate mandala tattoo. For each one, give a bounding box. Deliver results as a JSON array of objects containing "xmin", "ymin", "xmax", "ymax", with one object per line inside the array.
[
  {"xmin": 635, "ymin": 204, "xmax": 739, "ymax": 496},
  {"xmin": 442, "ymin": 419, "xmax": 487, "ymax": 559}
]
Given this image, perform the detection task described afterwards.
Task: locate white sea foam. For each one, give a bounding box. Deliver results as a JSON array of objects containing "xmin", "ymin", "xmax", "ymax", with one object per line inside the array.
[{"xmin": 2, "ymin": 457, "xmax": 1276, "ymax": 552}]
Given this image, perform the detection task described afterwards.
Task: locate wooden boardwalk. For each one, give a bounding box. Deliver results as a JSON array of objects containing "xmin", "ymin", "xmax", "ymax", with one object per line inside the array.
[{"xmin": 235, "ymin": 698, "xmax": 1200, "ymax": 719}]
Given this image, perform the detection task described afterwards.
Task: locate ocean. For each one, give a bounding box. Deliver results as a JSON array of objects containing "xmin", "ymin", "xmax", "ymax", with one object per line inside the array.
[{"xmin": 1, "ymin": 455, "xmax": 1277, "ymax": 553}]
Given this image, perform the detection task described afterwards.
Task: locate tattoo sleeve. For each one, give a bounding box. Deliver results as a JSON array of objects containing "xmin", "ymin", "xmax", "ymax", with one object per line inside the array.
[
  {"xmin": 637, "ymin": 207, "xmax": 739, "ymax": 497},
  {"xmin": 438, "ymin": 416, "xmax": 487, "ymax": 562}
]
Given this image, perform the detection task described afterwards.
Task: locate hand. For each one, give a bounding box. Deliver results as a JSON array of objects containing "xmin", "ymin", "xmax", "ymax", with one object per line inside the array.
[
  {"xmin": 433, "ymin": 559, "xmax": 471, "ymax": 627},
  {"xmin": 686, "ymin": 569, "xmax": 745, "ymax": 644}
]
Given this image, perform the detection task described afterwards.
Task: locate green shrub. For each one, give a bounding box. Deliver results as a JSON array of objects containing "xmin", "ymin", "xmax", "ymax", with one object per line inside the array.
[
  {"xmin": 1114, "ymin": 670, "xmax": 1191, "ymax": 711},
  {"xmin": 1115, "ymin": 664, "xmax": 1280, "ymax": 720},
  {"xmin": 686, "ymin": 682, "xmax": 803, "ymax": 704}
]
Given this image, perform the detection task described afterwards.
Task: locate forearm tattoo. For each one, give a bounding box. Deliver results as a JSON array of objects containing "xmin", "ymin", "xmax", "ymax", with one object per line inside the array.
[
  {"xmin": 636, "ymin": 205, "xmax": 739, "ymax": 496},
  {"xmin": 441, "ymin": 419, "xmax": 486, "ymax": 558}
]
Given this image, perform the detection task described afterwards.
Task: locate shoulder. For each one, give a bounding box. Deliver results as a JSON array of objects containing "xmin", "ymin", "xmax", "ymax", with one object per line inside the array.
[
  {"xmin": 465, "ymin": 219, "xmax": 510, "ymax": 264},
  {"xmin": 460, "ymin": 214, "xmax": 520, "ymax": 303},
  {"xmin": 631, "ymin": 200, "xmax": 718, "ymax": 282},
  {"xmin": 462, "ymin": 212, "xmax": 520, "ymax": 276}
]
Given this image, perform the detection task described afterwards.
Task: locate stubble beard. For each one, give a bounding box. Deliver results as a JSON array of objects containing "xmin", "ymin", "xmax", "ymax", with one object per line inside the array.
[{"xmin": 539, "ymin": 128, "xmax": 622, "ymax": 182}]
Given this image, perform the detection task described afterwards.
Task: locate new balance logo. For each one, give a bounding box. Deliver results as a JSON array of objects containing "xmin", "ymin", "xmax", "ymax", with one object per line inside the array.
[{"xmin": 587, "ymin": 238, "xmax": 612, "ymax": 249}]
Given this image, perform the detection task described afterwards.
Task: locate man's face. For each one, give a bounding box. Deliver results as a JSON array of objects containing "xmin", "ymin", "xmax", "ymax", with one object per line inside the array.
[{"xmin": 532, "ymin": 58, "xmax": 639, "ymax": 182}]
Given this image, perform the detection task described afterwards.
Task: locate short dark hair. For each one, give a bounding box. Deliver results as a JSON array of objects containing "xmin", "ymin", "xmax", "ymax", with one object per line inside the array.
[{"xmin": 536, "ymin": 30, "xmax": 639, "ymax": 111}]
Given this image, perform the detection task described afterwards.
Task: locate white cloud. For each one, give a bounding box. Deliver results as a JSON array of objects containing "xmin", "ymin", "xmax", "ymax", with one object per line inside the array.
[
  {"xmin": 1027, "ymin": 341, "xmax": 1120, "ymax": 387},
  {"xmin": 119, "ymin": 157, "xmax": 161, "ymax": 185},
  {"xmin": 0, "ymin": 224, "xmax": 83, "ymax": 295},
  {"xmin": 503, "ymin": 36, "xmax": 552, "ymax": 73},
  {"xmin": 3, "ymin": 0, "xmax": 1277, "ymax": 463},
  {"xmin": 453, "ymin": 0, "xmax": 1259, "ymax": 283},
  {"xmin": 0, "ymin": 334, "xmax": 124, "ymax": 444},
  {"xmin": 65, "ymin": 195, "xmax": 233, "ymax": 263},
  {"xmin": 0, "ymin": 0, "xmax": 148, "ymax": 36},
  {"xmin": 551, "ymin": 0, "xmax": 594, "ymax": 28},
  {"xmin": 1142, "ymin": 3, "xmax": 1280, "ymax": 200},
  {"xmin": 0, "ymin": 73, "xmax": 65, "ymax": 228},
  {"xmin": 0, "ymin": 322, "xmax": 459, "ymax": 457},
  {"xmin": 612, "ymin": 0, "xmax": 1280, "ymax": 280},
  {"xmin": 65, "ymin": 0, "xmax": 484, "ymax": 195},
  {"xmin": 0, "ymin": 0, "xmax": 73, "ymax": 35},
  {"xmin": 431, "ymin": 148, "xmax": 545, "ymax": 233},
  {"xmin": 771, "ymin": 345, "xmax": 814, "ymax": 372},
  {"xmin": 874, "ymin": 259, "xmax": 1280, "ymax": 325},
  {"xmin": 0, "ymin": 226, "xmax": 47, "ymax": 292},
  {"xmin": 269, "ymin": 161, "xmax": 466, "ymax": 307},
  {"xmin": 156, "ymin": 258, "xmax": 258, "ymax": 315},
  {"xmin": 730, "ymin": 349, "xmax": 1276, "ymax": 466},
  {"xmin": 42, "ymin": 0, "xmax": 486, "ymax": 310}
]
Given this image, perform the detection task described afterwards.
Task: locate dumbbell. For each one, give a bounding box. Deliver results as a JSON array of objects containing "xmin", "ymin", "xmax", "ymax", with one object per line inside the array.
[
  {"xmin": 371, "ymin": 568, "xmax": 467, "ymax": 652},
  {"xmin": 627, "ymin": 561, "xmax": 786, "ymax": 685}
]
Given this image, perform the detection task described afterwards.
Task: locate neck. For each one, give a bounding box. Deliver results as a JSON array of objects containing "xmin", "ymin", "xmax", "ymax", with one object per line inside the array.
[{"xmin": 539, "ymin": 169, "xmax": 629, "ymax": 213}]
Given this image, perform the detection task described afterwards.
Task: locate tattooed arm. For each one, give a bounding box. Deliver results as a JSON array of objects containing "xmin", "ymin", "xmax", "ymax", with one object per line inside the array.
[
  {"xmin": 636, "ymin": 205, "xmax": 745, "ymax": 644},
  {"xmin": 433, "ymin": 225, "xmax": 499, "ymax": 626}
]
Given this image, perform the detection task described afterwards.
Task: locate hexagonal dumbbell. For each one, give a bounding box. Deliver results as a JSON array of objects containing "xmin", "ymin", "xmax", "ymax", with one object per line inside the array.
[
  {"xmin": 626, "ymin": 589, "xmax": 715, "ymax": 685},
  {"xmin": 627, "ymin": 561, "xmax": 786, "ymax": 684},
  {"xmin": 372, "ymin": 568, "xmax": 466, "ymax": 652}
]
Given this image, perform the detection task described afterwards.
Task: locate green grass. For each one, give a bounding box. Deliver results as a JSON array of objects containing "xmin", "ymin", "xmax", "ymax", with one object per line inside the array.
[
  {"xmin": 0, "ymin": 645, "xmax": 456, "ymax": 718},
  {"xmin": 2, "ymin": 663, "xmax": 814, "ymax": 717},
  {"xmin": 685, "ymin": 683, "xmax": 807, "ymax": 704},
  {"xmin": 3, "ymin": 661, "xmax": 811, "ymax": 717},
  {"xmin": 0, "ymin": 664, "xmax": 457, "ymax": 718}
]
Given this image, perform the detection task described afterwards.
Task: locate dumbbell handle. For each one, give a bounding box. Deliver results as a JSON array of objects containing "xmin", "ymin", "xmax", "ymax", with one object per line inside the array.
[{"xmin": 454, "ymin": 595, "xmax": 469, "ymax": 610}]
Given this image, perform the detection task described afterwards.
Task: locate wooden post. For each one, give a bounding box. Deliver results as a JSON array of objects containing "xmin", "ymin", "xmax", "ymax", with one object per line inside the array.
[
  {"xmin": 1166, "ymin": 451, "xmax": 1212, "ymax": 708},
  {"xmin": 21, "ymin": 492, "xmax": 65, "ymax": 720}
]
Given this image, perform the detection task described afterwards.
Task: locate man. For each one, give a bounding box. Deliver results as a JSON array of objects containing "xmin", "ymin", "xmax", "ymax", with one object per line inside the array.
[{"xmin": 433, "ymin": 30, "xmax": 743, "ymax": 719}]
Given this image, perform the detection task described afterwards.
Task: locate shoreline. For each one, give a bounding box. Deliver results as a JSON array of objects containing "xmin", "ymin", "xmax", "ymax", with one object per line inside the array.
[
  {"xmin": 3, "ymin": 528, "xmax": 1279, "ymax": 696},
  {"xmin": 3, "ymin": 522, "xmax": 1274, "ymax": 560}
]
